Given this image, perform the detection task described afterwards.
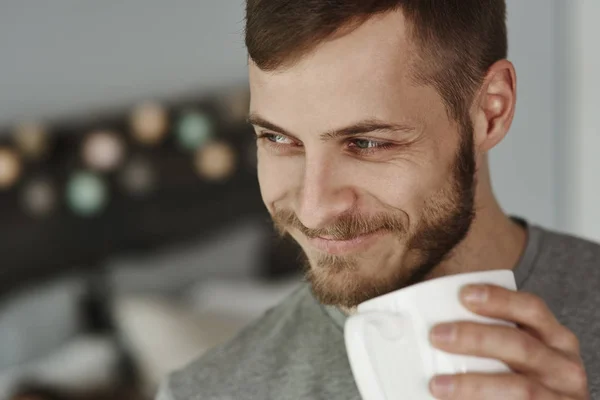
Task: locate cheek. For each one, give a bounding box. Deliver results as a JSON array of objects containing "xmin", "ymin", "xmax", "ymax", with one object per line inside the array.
[
  {"xmin": 257, "ymin": 150, "xmax": 302, "ymax": 212},
  {"xmin": 371, "ymin": 169, "xmax": 427, "ymax": 214},
  {"xmin": 362, "ymin": 157, "xmax": 452, "ymax": 221}
]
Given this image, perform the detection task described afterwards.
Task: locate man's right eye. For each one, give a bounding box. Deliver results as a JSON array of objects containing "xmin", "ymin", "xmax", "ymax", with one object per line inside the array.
[
  {"xmin": 256, "ymin": 132, "xmax": 294, "ymax": 145},
  {"xmin": 267, "ymin": 133, "xmax": 290, "ymax": 143}
]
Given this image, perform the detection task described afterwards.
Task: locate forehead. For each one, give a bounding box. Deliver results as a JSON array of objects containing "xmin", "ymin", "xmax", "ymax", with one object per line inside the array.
[{"xmin": 249, "ymin": 10, "xmax": 439, "ymax": 131}]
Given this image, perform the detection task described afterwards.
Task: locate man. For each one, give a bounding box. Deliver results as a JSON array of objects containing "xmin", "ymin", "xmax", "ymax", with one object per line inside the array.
[{"xmin": 158, "ymin": 1, "xmax": 598, "ymax": 398}]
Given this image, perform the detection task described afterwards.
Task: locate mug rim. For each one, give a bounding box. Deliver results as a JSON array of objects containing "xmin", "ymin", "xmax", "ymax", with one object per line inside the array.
[{"xmin": 357, "ymin": 269, "xmax": 515, "ymax": 311}]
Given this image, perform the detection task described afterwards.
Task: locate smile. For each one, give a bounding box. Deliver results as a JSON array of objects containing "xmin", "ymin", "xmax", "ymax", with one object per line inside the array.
[{"xmin": 307, "ymin": 230, "xmax": 384, "ymax": 255}]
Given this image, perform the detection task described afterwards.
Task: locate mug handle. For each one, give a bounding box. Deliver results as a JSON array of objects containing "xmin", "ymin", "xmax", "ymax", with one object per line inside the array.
[{"xmin": 345, "ymin": 311, "xmax": 433, "ymax": 400}]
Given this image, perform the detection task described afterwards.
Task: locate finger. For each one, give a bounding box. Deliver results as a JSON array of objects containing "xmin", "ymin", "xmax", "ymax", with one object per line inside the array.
[
  {"xmin": 430, "ymin": 321, "xmax": 589, "ymax": 397},
  {"xmin": 459, "ymin": 284, "xmax": 581, "ymax": 356},
  {"xmin": 429, "ymin": 373, "xmax": 563, "ymax": 400}
]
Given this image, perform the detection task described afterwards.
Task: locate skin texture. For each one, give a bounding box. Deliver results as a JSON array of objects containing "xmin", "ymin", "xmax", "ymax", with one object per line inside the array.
[{"xmin": 248, "ymin": 9, "xmax": 590, "ymax": 399}]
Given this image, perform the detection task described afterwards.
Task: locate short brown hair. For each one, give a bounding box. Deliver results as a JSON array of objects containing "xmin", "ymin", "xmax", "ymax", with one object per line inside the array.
[{"xmin": 245, "ymin": 0, "xmax": 507, "ymax": 122}]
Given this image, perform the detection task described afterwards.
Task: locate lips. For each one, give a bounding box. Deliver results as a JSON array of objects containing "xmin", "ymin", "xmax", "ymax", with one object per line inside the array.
[{"xmin": 307, "ymin": 230, "xmax": 384, "ymax": 255}]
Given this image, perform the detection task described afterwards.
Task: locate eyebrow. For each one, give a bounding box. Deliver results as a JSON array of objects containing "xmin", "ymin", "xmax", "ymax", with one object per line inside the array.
[{"xmin": 247, "ymin": 113, "xmax": 416, "ymax": 140}]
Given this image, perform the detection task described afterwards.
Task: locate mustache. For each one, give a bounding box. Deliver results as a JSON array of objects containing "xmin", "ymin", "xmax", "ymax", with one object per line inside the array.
[{"xmin": 271, "ymin": 208, "xmax": 407, "ymax": 241}]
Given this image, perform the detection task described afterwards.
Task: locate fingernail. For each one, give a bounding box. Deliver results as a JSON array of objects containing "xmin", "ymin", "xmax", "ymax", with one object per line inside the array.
[
  {"xmin": 430, "ymin": 375, "xmax": 455, "ymax": 397},
  {"xmin": 431, "ymin": 323, "xmax": 456, "ymax": 343},
  {"xmin": 461, "ymin": 285, "xmax": 488, "ymax": 304}
]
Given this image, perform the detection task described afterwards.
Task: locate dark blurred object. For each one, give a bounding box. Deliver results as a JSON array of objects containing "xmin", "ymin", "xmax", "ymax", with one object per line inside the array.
[
  {"xmin": 0, "ymin": 86, "xmax": 304, "ymax": 398},
  {"xmin": 0, "ymin": 87, "xmax": 301, "ymax": 302},
  {"xmin": 9, "ymin": 383, "xmax": 145, "ymax": 400},
  {"xmin": 0, "ymin": 271, "xmax": 142, "ymax": 397},
  {"xmin": 0, "ymin": 86, "xmax": 306, "ymax": 399}
]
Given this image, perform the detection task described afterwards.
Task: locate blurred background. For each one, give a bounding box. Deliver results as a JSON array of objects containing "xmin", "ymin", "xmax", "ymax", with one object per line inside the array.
[{"xmin": 0, "ymin": 1, "xmax": 598, "ymax": 399}]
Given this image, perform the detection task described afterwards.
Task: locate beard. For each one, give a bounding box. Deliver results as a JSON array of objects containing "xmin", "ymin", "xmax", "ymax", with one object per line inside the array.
[{"xmin": 271, "ymin": 119, "xmax": 477, "ymax": 308}]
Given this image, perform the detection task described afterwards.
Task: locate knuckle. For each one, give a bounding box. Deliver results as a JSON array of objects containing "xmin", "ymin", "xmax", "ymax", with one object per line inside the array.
[
  {"xmin": 562, "ymin": 330, "xmax": 581, "ymax": 351},
  {"xmin": 566, "ymin": 360, "xmax": 589, "ymax": 393},
  {"xmin": 523, "ymin": 294, "xmax": 548, "ymax": 321},
  {"xmin": 550, "ymin": 329, "xmax": 581, "ymax": 355}
]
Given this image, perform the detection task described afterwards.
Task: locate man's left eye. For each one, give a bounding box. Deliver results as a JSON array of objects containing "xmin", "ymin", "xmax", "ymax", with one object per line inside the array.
[
  {"xmin": 347, "ymin": 139, "xmax": 395, "ymax": 154},
  {"xmin": 352, "ymin": 139, "xmax": 383, "ymax": 149},
  {"xmin": 353, "ymin": 139, "xmax": 372, "ymax": 149}
]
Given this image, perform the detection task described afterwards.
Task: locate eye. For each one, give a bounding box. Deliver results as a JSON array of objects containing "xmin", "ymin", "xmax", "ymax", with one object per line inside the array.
[
  {"xmin": 352, "ymin": 139, "xmax": 379, "ymax": 149},
  {"xmin": 256, "ymin": 132, "xmax": 295, "ymax": 145},
  {"xmin": 265, "ymin": 133, "xmax": 293, "ymax": 144},
  {"xmin": 255, "ymin": 132, "xmax": 301, "ymax": 154},
  {"xmin": 347, "ymin": 138, "xmax": 395, "ymax": 154}
]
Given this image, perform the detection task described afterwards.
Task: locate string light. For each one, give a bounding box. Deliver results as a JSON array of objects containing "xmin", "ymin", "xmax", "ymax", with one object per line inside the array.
[
  {"xmin": 20, "ymin": 177, "xmax": 57, "ymax": 217},
  {"xmin": 0, "ymin": 147, "xmax": 22, "ymax": 189},
  {"xmin": 194, "ymin": 141, "xmax": 236, "ymax": 181},
  {"xmin": 82, "ymin": 130, "xmax": 126, "ymax": 172},
  {"xmin": 13, "ymin": 121, "xmax": 50, "ymax": 161},
  {"xmin": 66, "ymin": 171, "xmax": 108, "ymax": 216},
  {"xmin": 130, "ymin": 101, "xmax": 169, "ymax": 146},
  {"xmin": 176, "ymin": 110, "xmax": 214, "ymax": 151},
  {"xmin": 119, "ymin": 155, "xmax": 157, "ymax": 196}
]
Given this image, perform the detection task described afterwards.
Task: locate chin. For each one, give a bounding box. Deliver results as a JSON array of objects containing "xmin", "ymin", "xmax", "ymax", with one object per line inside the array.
[{"xmin": 302, "ymin": 250, "xmax": 415, "ymax": 308}]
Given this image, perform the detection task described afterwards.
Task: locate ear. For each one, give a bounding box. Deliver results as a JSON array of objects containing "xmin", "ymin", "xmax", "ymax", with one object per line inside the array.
[{"xmin": 471, "ymin": 59, "xmax": 517, "ymax": 153}]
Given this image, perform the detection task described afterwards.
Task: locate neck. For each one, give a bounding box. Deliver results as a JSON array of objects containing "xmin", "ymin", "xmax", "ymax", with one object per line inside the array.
[{"xmin": 427, "ymin": 158, "xmax": 528, "ymax": 280}]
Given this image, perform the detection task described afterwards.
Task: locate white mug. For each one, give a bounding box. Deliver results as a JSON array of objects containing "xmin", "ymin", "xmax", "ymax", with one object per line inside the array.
[{"xmin": 344, "ymin": 270, "xmax": 517, "ymax": 400}]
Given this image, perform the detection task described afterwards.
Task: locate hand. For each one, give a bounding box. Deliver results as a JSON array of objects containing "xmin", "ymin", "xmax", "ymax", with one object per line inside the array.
[{"xmin": 428, "ymin": 284, "xmax": 590, "ymax": 399}]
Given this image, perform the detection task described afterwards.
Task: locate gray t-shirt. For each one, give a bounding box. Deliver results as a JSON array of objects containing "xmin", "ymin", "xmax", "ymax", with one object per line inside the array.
[{"xmin": 157, "ymin": 224, "xmax": 600, "ymax": 399}]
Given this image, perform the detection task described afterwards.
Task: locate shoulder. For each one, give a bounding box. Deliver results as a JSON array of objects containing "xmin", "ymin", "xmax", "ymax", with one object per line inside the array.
[
  {"xmin": 527, "ymin": 227, "xmax": 600, "ymax": 371},
  {"xmin": 525, "ymin": 225, "xmax": 600, "ymax": 302},
  {"xmin": 539, "ymin": 226, "xmax": 600, "ymax": 258},
  {"xmin": 157, "ymin": 283, "xmax": 342, "ymax": 400},
  {"xmin": 533, "ymin": 226, "xmax": 600, "ymax": 282},
  {"xmin": 533, "ymin": 228, "xmax": 600, "ymax": 400}
]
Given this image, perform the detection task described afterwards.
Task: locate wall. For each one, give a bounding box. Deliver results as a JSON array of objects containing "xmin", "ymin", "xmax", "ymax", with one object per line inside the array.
[
  {"xmin": 563, "ymin": 2, "xmax": 600, "ymax": 241},
  {"xmin": 490, "ymin": 0, "xmax": 560, "ymax": 230},
  {"xmin": 0, "ymin": 0, "xmax": 247, "ymax": 124},
  {"xmin": 0, "ymin": 1, "xmax": 567, "ymax": 232}
]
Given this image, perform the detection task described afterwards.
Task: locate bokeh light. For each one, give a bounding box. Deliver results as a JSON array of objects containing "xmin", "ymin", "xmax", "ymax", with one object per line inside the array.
[
  {"xmin": 20, "ymin": 177, "xmax": 57, "ymax": 218},
  {"xmin": 82, "ymin": 130, "xmax": 126, "ymax": 172},
  {"xmin": 66, "ymin": 171, "xmax": 108, "ymax": 216},
  {"xmin": 119, "ymin": 156, "xmax": 157, "ymax": 196},
  {"xmin": 0, "ymin": 147, "xmax": 22, "ymax": 189},
  {"xmin": 130, "ymin": 102, "xmax": 169, "ymax": 146},
  {"xmin": 176, "ymin": 111, "xmax": 214, "ymax": 151},
  {"xmin": 13, "ymin": 121, "xmax": 50, "ymax": 161},
  {"xmin": 194, "ymin": 141, "xmax": 236, "ymax": 181}
]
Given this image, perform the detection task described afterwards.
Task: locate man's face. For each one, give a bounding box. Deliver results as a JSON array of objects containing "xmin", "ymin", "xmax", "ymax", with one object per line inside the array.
[{"xmin": 249, "ymin": 11, "xmax": 476, "ymax": 308}]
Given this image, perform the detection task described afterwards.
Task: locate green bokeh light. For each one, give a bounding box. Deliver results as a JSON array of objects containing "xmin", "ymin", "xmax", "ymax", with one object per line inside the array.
[
  {"xmin": 176, "ymin": 111, "xmax": 214, "ymax": 151},
  {"xmin": 66, "ymin": 171, "xmax": 108, "ymax": 216}
]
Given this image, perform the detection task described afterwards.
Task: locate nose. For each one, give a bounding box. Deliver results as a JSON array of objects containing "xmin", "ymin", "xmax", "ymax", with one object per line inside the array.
[{"xmin": 296, "ymin": 154, "xmax": 356, "ymax": 230}]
